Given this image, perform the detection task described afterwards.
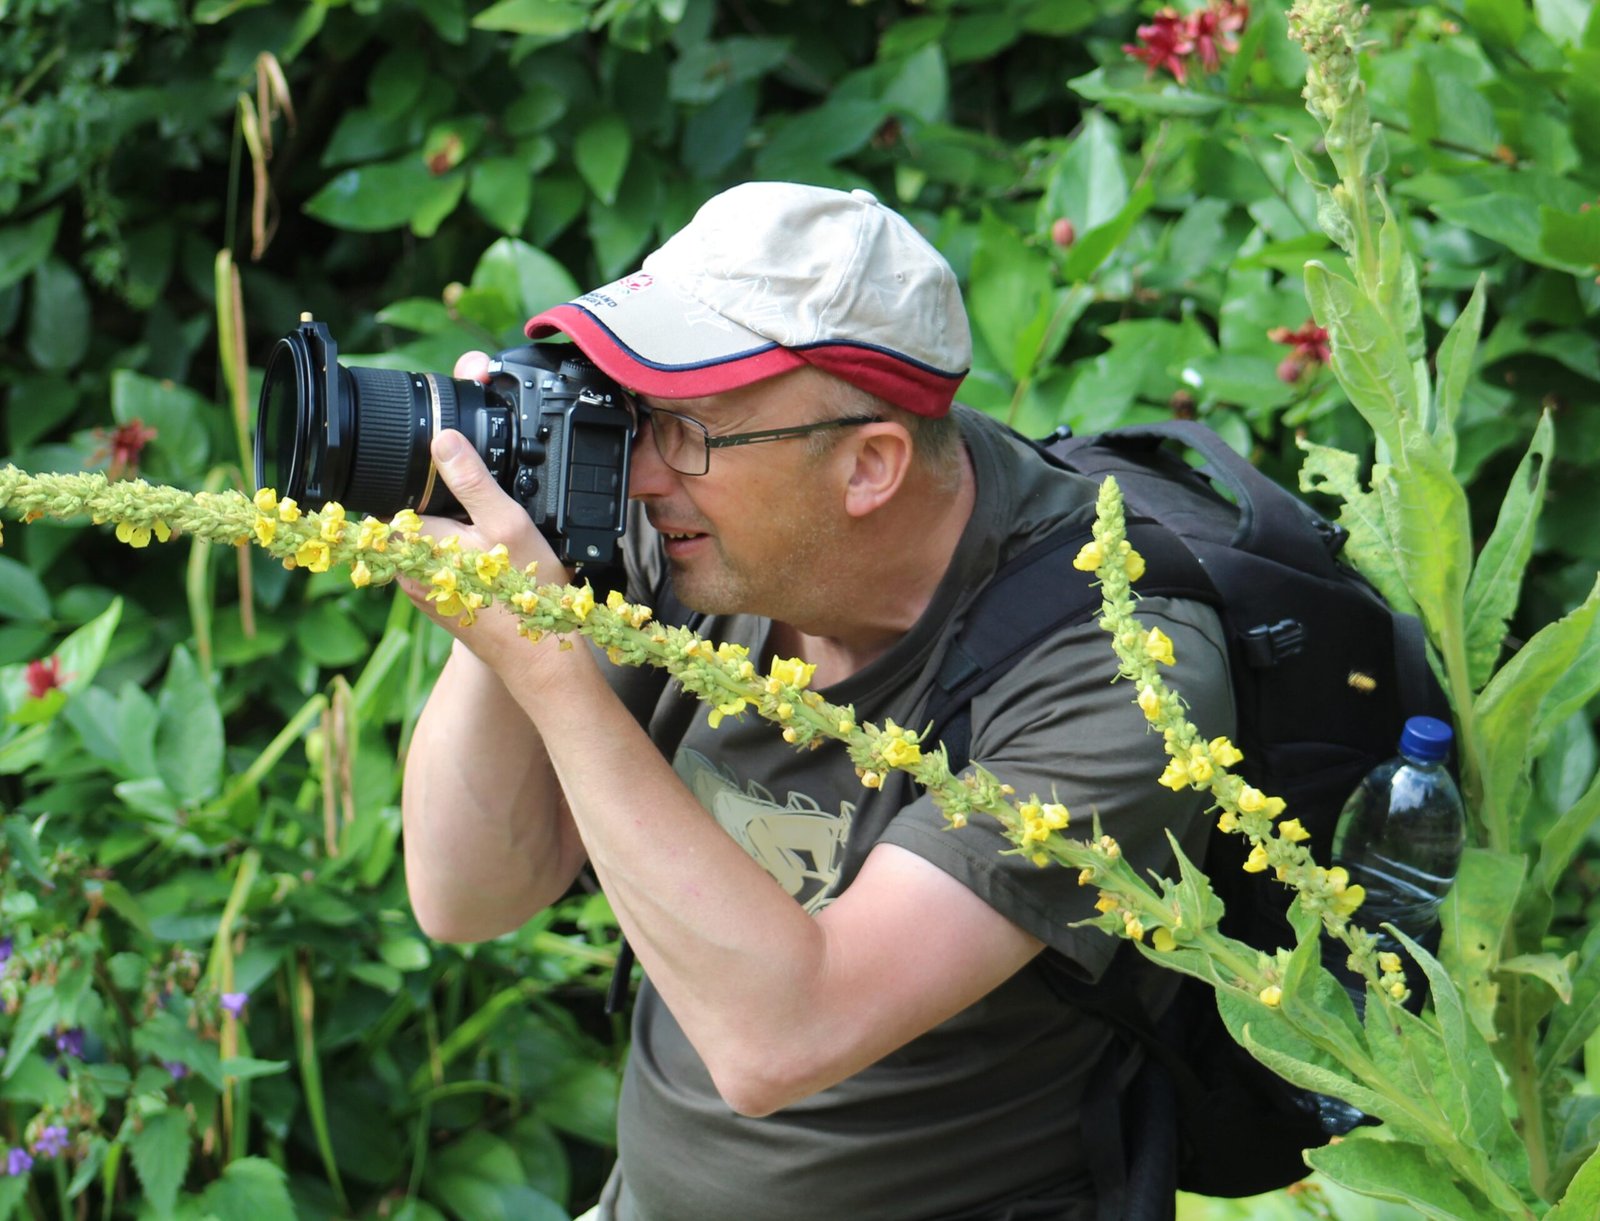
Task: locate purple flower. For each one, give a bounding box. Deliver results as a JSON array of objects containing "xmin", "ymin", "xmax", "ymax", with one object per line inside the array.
[
  {"xmin": 0, "ymin": 937, "xmax": 12, "ymax": 964},
  {"xmin": 53, "ymin": 1028, "xmax": 85, "ymax": 1059},
  {"xmin": 31, "ymin": 1127, "xmax": 69, "ymax": 1159},
  {"xmin": 220, "ymin": 992, "xmax": 248, "ymax": 1018},
  {"xmin": 162, "ymin": 1060, "xmax": 189, "ymax": 1080},
  {"xmin": 5, "ymin": 1148, "xmax": 33, "ymax": 1176}
]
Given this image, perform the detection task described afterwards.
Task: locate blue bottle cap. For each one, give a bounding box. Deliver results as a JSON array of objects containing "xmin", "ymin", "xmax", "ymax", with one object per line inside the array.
[{"xmin": 1400, "ymin": 715, "xmax": 1453, "ymax": 762}]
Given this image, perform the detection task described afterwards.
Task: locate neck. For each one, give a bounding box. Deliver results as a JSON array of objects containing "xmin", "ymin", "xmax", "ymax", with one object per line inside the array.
[{"xmin": 769, "ymin": 444, "xmax": 976, "ymax": 686}]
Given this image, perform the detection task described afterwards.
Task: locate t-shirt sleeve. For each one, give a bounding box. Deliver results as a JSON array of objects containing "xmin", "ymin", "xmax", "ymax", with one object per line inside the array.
[{"xmin": 876, "ymin": 597, "xmax": 1236, "ymax": 982}]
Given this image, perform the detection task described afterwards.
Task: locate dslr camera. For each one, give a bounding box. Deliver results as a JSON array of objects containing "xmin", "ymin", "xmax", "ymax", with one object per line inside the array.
[{"xmin": 254, "ymin": 314, "xmax": 635, "ymax": 566}]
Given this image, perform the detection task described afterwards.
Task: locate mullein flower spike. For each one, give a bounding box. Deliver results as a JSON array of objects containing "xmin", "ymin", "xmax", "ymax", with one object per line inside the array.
[{"xmin": 0, "ymin": 465, "xmax": 1394, "ymax": 1004}]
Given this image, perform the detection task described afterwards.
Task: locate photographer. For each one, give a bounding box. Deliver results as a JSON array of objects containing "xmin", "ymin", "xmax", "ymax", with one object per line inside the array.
[{"xmin": 400, "ymin": 182, "xmax": 1233, "ymax": 1220}]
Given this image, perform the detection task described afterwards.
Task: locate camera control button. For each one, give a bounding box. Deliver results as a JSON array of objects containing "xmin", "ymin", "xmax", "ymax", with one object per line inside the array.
[{"xmin": 488, "ymin": 446, "xmax": 507, "ymax": 470}]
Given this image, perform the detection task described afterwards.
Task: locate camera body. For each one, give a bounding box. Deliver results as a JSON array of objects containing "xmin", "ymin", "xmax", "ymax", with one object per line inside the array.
[{"xmin": 255, "ymin": 316, "xmax": 634, "ymax": 567}]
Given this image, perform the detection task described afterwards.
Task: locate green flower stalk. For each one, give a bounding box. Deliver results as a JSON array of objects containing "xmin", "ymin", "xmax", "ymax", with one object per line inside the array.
[
  {"xmin": 0, "ymin": 465, "xmax": 1394, "ymax": 1004},
  {"xmin": 4, "ymin": 464, "xmax": 1541, "ymax": 1211}
]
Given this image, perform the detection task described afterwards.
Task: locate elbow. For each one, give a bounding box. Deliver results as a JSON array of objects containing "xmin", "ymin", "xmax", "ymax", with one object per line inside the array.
[{"xmin": 704, "ymin": 1044, "xmax": 820, "ymax": 1119}]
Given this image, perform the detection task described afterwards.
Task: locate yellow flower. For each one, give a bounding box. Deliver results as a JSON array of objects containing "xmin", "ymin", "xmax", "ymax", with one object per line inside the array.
[
  {"xmin": 707, "ymin": 697, "xmax": 747, "ymax": 729},
  {"xmin": 568, "ymin": 584, "xmax": 595, "ymax": 622},
  {"xmin": 350, "ymin": 561, "xmax": 373, "ymax": 588},
  {"xmin": 254, "ymin": 488, "xmax": 278, "ymax": 512},
  {"xmin": 1124, "ymin": 915, "xmax": 1145, "ymax": 941},
  {"xmin": 475, "ymin": 543, "xmax": 510, "ymax": 583},
  {"xmin": 1031, "ymin": 852, "xmax": 1050, "ymax": 867},
  {"xmin": 277, "ymin": 497, "xmax": 302, "ymax": 522},
  {"xmin": 1072, "ymin": 539, "xmax": 1104, "ymax": 572},
  {"xmin": 1152, "ymin": 927, "xmax": 1177, "ymax": 952},
  {"xmin": 357, "ymin": 516, "xmax": 390, "ymax": 552},
  {"xmin": 838, "ymin": 718, "xmax": 855, "ymax": 735},
  {"xmin": 1122, "ymin": 544, "xmax": 1146, "ymax": 583},
  {"xmin": 429, "ymin": 567, "xmax": 458, "ymax": 597},
  {"xmin": 511, "ymin": 590, "xmax": 539, "ymax": 613},
  {"xmin": 1277, "ymin": 818, "xmax": 1311, "ymax": 843},
  {"xmin": 1237, "ymin": 785, "xmax": 1268, "ymax": 813},
  {"xmin": 319, "ymin": 503, "xmax": 347, "ymax": 542},
  {"xmin": 1332, "ymin": 884, "xmax": 1366, "ymax": 917},
  {"xmin": 1097, "ymin": 834, "xmax": 1121, "ymax": 861},
  {"xmin": 1040, "ymin": 802, "xmax": 1069, "ymax": 830},
  {"xmin": 252, "ymin": 515, "xmax": 277, "ymax": 546},
  {"xmin": 1158, "ymin": 758, "xmax": 1190, "ymax": 791},
  {"xmin": 1095, "ymin": 893, "xmax": 1120, "ymax": 914},
  {"xmin": 1216, "ymin": 809, "xmax": 1239, "ymax": 833},
  {"xmin": 881, "ymin": 736, "xmax": 923, "ymax": 769},
  {"xmin": 390, "ymin": 509, "xmax": 423, "ymax": 537},
  {"xmin": 1143, "ymin": 627, "xmax": 1175, "ymax": 665},
  {"xmin": 1078, "ymin": 868, "xmax": 1096, "ymax": 886},
  {"xmin": 1208, "ymin": 736, "xmax": 1243, "ymax": 767},
  {"xmin": 1378, "ymin": 952, "xmax": 1402, "ymax": 975},
  {"xmin": 768, "ymin": 657, "xmax": 817, "ymax": 690},
  {"xmin": 115, "ymin": 521, "xmax": 152, "ymax": 548},
  {"xmin": 607, "ymin": 589, "xmax": 628, "ymax": 611},
  {"xmin": 1186, "ymin": 752, "xmax": 1214, "ymax": 785},
  {"xmin": 1136, "ymin": 685, "xmax": 1160, "ymax": 721},
  {"xmin": 1243, "ymin": 844, "xmax": 1269, "ymax": 873},
  {"xmin": 1259, "ymin": 985, "xmax": 1283, "ymax": 1007},
  {"xmin": 296, "ymin": 539, "xmax": 332, "ymax": 573},
  {"xmin": 1387, "ymin": 980, "xmax": 1408, "ymax": 1001}
]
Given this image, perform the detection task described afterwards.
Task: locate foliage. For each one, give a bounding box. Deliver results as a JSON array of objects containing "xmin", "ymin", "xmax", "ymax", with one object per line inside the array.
[{"xmin": 2, "ymin": 0, "xmax": 1600, "ymax": 1217}]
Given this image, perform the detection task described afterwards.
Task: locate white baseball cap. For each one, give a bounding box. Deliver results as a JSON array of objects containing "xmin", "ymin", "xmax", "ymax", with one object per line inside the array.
[{"xmin": 524, "ymin": 182, "xmax": 972, "ymax": 418}]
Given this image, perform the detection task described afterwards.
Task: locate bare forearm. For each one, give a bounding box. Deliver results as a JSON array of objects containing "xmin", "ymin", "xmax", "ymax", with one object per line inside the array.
[{"xmin": 402, "ymin": 641, "xmax": 585, "ymax": 940}]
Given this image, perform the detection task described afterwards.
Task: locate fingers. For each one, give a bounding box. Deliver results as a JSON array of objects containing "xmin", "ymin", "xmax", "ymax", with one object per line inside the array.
[
  {"xmin": 453, "ymin": 350, "xmax": 492, "ymax": 382},
  {"xmin": 426, "ymin": 430, "xmax": 562, "ymax": 577}
]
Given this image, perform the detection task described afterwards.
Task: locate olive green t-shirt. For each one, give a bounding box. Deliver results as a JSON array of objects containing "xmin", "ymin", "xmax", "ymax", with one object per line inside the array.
[{"xmin": 593, "ymin": 407, "xmax": 1234, "ymax": 1221}]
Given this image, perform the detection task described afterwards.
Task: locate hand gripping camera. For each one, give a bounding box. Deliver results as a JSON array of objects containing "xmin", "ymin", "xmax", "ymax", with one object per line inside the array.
[{"xmin": 254, "ymin": 314, "xmax": 635, "ymax": 566}]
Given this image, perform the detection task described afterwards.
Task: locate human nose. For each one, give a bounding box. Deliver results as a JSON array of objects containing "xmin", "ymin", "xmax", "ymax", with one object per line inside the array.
[{"xmin": 626, "ymin": 414, "xmax": 678, "ymax": 499}]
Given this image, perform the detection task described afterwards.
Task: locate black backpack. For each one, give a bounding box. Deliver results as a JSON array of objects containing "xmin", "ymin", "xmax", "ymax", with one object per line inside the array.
[{"xmin": 921, "ymin": 419, "xmax": 1450, "ymax": 1217}]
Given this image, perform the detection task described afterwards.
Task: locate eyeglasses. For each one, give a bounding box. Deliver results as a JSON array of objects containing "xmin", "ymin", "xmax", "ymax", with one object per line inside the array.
[{"xmin": 630, "ymin": 403, "xmax": 879, "ymax": 477}]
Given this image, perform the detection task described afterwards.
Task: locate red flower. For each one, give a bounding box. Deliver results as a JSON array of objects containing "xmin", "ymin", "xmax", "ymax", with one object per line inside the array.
[
  {"xmin": 25, "ymin": 656, "xmax": 65, "ymax": 700},
  {"xmin": 1124, "ymin": 9, "xmax": 1195, "ymax": 83},
  {"xmin": 1188, "ymin": 2, "xmax": 1249, "ymax": 71},
  {"xmin": 89, "ymin": 419, "xmax": 159, "ymax": 481},
  {"xmin": 1269, "ymin": 321, "xmax": 1332, "ymax": 383}
]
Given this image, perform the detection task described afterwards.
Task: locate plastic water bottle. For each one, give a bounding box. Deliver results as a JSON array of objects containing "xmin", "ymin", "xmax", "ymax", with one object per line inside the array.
[
  {"xmin": 1315, "ymin": 714, "xmax": 1465, "ymax": 1135},
  {"xmin": 1332, "ymin": 715, "xmax": 1466, "ymax": 964}
]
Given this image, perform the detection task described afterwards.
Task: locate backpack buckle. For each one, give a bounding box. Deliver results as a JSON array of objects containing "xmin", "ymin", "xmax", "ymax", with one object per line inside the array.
[{"xmin": 1242, "ymin": 619, "xmax": 1305, "ymax": 666}]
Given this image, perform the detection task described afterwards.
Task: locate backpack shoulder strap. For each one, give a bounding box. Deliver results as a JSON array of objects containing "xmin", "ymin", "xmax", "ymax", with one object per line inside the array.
[{"xmin": 926, "ymin": 518, "xmax": 1219, "ymax": 774}]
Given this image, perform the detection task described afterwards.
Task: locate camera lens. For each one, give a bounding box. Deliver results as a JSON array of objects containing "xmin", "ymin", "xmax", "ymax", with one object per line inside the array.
[
  {"xmin": 254, "ymin": 318, "xmax": 482, "ymax": 517},
  {"xmin": 257, "ymin": 332, "xmax": 315, "ymax": 498}
]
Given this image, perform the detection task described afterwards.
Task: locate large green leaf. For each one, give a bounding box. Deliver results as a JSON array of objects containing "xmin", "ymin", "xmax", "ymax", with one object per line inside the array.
[
  {"xmin": 1439, "ymin": 847, "xmax": 1525, "ymax": 1041},
  {"xmin": 968, "ymin": 210, "xmax": 1053, "ymax": 385},
  {"xmin": 471, "ymin": 0, "xmax": 588, "ymax": 35},
  {"xmin": 1296, "ymin": 442, "xmax": 1414, "ymax": 615},
  {"xmin": 1474, "ymin": 576, "xmax": 1600, "ymax": 850},
  {"xmin": 1538, "ymin": 765, "xmax": 1600, "ymax": 898},
  {"xmin": 1375, "ymin": 435, "xmax": 1471, "ymax": 650},
  {"xmin": 574, "ymin": 114, "xmax": 632, "ymax": 207},
  {"xmin": 1040, "ymin": 111, "xmax": 1128, "ymax": 236},
  {"xmin": 110, "ymin": 370, "xmax": 212, "ymax": 478},
  {"xmin": 470, "ymin": 237, "xmax": 582, "ymax": 328},
  {"xmin": 1462, "ymin": 411, "xmax": 1553, "ymax": 690},
  {"xmin": 1304, "ymin": 1135, "xmax": 1498, "ymax": 1220},
  {"xmin": 0, "ymin": 555, "xmax": 51, "ymax": 622},
  {"xmin": 305, "ymin": 156, "xmax": 461, "ymax": 233},
  {"xmin": 1304, "ymin": 261, "xmax": 1410, "ymax": 457},
  {"xmin": 0, "ymin": 209, "xmax": 62, "ymax": 293},
  {"xmin": 667, "ymin": 36, "xmax": 790, "ymax": 104},
  {"xmin": 1540, "ymin": 922, "xmax": 1600, "ymax": 1083},
  {"xmin": 154, "ymin": 645, "xmax": 224, "ymax": 805},
  {"xmin": 1067, "ymin": 65, "xmax": 1228, "ymax": 116},
  {"xmin": 200, "ymin": 1157, "xmax": 296, "ymax": 1221},
  {"xmin": 26, "ymin": 258, "xmax": 90, "ymax": 372},
  {"xmin": 1549, "ymin": 1137, "xmax": 1600, "ymax": 1220},
  {"xmin": 1432, "ymin": 274, "xmax": 1487, "ymax": 463},
  {"xmin": 126, "ymin": 1108, "xmax": 191, "ymax": 1217}
]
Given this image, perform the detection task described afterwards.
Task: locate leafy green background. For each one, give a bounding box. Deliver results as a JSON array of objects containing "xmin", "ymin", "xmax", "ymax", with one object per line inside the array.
[{"xmin": 2, "ymin": 0, "xmax": 1598, "ymax": 1217}]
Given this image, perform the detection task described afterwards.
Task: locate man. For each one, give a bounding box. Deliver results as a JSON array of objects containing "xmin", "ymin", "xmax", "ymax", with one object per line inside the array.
[{"xmin": 401, "ymin": 182, "xmax": 1233, "ymax": 1220}]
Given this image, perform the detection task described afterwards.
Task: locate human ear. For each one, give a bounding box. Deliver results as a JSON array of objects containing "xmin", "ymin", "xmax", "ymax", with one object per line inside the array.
[{"xmin": 841, "ymin": 424, "xmax": 913, "ymax": 518}]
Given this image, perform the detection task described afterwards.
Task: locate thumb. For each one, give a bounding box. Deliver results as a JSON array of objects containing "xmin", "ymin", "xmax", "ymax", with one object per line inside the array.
[{"xmin": 430, "ymin": 430, "xmax": 508, "ymax": 522}]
